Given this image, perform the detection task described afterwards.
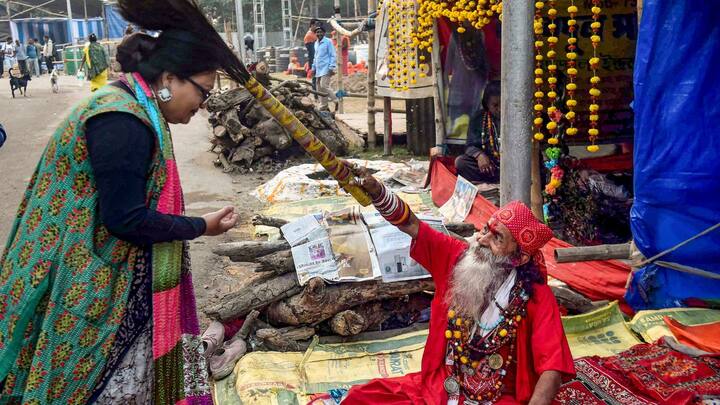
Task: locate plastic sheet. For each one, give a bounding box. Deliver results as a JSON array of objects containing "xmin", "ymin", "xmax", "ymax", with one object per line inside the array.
[{"xmin": 626, "ymin": 1, "xmax": 720, "ymax": 310}]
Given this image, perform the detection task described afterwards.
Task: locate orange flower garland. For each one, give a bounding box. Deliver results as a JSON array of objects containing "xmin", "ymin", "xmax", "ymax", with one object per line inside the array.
[
  {"xmin": 563, "ymin": 0, "xmax": 579, "ymax": 140},
  {"xmin": 587, "ymin": 0, "xmax": 603, "ymax": 152},
  {"xmin": 532, "ymin": 1, "xmax": 546, "ymax": 142}
]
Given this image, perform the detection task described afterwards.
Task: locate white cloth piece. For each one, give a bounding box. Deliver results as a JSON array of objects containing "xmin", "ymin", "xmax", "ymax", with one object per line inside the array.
[{"xmin": 476, "ymin": 269, "xmax": 517, "ymax": 338}]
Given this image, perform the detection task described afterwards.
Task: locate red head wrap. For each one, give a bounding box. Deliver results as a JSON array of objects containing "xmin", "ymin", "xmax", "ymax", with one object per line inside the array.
[{"xmin": 490, "ymin": 201, "xmax": 554, "ymax": 279}]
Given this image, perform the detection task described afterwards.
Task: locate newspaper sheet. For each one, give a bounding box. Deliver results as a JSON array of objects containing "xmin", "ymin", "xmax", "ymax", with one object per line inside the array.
[
  {"xmin": 438, "ymin": 175, "xmax": 479, "ymax": 222},
  {"xmin": 285, "ymin": 209, "xmax": 380, "ymax": 285},
  {"xmin": 364, "ymin": 212, "xmax": 447, "ymax": 283}
]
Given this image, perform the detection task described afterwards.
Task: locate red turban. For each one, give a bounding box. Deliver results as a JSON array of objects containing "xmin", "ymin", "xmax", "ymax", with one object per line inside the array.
[{"xmin": 490, "ymin": 200, "xmax": 554, "ymax": 256}]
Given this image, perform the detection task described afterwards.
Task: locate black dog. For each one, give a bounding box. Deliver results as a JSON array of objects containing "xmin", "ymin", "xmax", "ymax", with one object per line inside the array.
[{"xmin": 9, "ymin": 69, "xmax": 31, "ymax": 98}]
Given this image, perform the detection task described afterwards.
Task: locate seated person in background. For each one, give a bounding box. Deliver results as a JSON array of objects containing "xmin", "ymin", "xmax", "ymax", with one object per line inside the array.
[{"xmin": 455, "ymin": 80, "xmax": 501, "ymax": 184}]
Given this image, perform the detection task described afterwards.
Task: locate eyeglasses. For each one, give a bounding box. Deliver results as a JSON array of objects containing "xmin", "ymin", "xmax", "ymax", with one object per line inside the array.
[{"xmin": 186, "ymin": 77, "xmax": 212, "ymax": 105}]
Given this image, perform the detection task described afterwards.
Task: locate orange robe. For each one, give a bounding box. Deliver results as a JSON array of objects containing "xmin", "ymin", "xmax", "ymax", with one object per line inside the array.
[{"xmin": 344, "ymin": 222, "xmax": 575, "ymax": 405}]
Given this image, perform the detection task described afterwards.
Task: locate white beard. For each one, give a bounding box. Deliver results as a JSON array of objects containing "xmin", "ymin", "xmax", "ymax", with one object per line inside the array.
[{"xmin": 445, "ymin": 240, "xmax": 513, "ymax": 322}]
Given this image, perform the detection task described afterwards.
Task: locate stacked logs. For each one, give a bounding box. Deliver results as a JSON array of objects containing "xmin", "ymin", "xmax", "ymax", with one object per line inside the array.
[
  {"xmin": 204, "ymin": 215, "xmax": 598, "ymax": 354},
  {"xmin": 207, "ymin": 80, "xmax": 348, "ymax": 172}
]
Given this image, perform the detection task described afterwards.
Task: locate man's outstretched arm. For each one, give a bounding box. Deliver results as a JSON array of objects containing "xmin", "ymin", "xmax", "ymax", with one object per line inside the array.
[
  {"xmin": 529, "ymin": 370, "xmax": 562, "ymax": 405},
  {"xmin": 349, "ymin": 164, "xmax": 420, "ymax": 238}
]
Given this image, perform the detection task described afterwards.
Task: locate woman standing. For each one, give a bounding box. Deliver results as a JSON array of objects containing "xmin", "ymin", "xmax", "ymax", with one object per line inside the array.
[
  {"xmin": 0, "ymin": 0, "xmax": 247, "ymax": 403},
  {"xmin": 81, "ymin": 33, "xmax": 110, "ymax": 91}
]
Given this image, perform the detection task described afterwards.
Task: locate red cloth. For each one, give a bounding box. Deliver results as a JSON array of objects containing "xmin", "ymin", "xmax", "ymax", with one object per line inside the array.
[
  {"xmin": 345, "ymin": 222, "xmax": 575, "ymax": 405},
  {"xmin": 428, "ymin": 158, "xmax": 631, "ymax": 307},
  {"xmin": 602, "ymin": 340, "xmax": 720, "ymax": 404}
]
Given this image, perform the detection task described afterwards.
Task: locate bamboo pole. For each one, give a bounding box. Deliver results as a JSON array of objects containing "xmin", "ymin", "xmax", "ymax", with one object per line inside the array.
[
  {"xmin": 366, "ymin": 0, "xmax": 377, "ymax": 147},
  {"xmin": 334, "ymin": 2, "xmax": 345, "ymax": 114},
  {"xmin": 383, "ymin": 96, "xmax": 392, "ymax": 155},
  {"xmin": 554, "ymin": 243, "xmax": 632, "ymax": 263},
  {"xmin": 243, "ymin": 77, "xmax": 372, "ymax": 206},
  {"xmin": 431, "ymin": 20, "xmax": 446, "ymax": 155},
  {"xmin": 531, "ymin": 141, "xmax": 543, "ymax": 219}
]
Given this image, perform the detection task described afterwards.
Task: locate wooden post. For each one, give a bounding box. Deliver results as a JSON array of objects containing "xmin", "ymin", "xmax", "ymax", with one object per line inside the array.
[
  {"xmin": 333, "ymin": 2, "xmax": 345, "ymax": 114},
  {"xmin": 367, "ymin": 0, "xmax": 377, "ymax": 147},
  {"xmin": 431, "ymin": 21, "xmax": 446, "ymax": 156},
  {"xmin": 383, "ymin": 97, "xmax": 392, "ymax": 155},
  {"xmin": 531, "ymin": 141, "xmax": 543, "ymax": 219},
  {"xmin": 554, "ymin": 243, "xmax": 632, "ymax": 263},
  {"xmin": 499, "ymin": 0, "xmax": 534, "ymax": 205}
]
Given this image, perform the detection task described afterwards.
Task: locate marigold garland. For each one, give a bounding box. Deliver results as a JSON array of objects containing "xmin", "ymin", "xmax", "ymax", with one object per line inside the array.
[
  {"xmin": 587, "ymin": 0, "xmax": 603, "ymax": 152},
  {"xmin": 532, "ymin": 1, "xmax": 546, "ymax": 142}
]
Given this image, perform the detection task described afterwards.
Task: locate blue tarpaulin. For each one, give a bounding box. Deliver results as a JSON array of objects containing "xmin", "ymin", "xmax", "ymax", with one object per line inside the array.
[
  {"xmin": 11, "ymin": 18, "xmax": 104, "ymax": 44},
  {"xmin": 626, "ymin": 1, "xmax": 720, "ymax": 310},
  {"xmin": 104, "ymin": 5, "xmax": 128, "ymax": 39}
]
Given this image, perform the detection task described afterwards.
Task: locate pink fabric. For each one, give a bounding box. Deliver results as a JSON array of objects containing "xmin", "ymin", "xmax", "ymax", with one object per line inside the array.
[
  {"xmin": 157, "ymin": 159, "xmax": 183, "ymax": 215},
  {"xmin": 152, "ymin": 286, "xmax": 182, "ymax": 357}
]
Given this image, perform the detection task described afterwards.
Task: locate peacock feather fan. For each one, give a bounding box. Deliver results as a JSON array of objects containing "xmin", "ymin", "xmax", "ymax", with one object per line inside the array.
[{"xmin": 117, "ymin": 0, "xmax": 251, "ymax": 83}]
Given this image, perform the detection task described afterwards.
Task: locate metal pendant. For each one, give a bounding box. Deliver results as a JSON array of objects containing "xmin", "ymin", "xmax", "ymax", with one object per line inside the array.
[
  {"xmin": 444, "ymin": 376, "xmax": 460, "ymax": 395},
  {"xmin": 464, "ymin": 400, "xmax": 480, "ymax": 405},
  {"xmin": 461, "ymin": 364, "xmax": 475, "ymax": 376},
  {"xmin": 487, "ymin": 353, "xmax": 504, "ymax": 370}
]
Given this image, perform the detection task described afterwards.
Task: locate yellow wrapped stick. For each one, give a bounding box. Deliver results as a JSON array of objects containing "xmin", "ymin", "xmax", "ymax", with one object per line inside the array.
[{"xmin": 244, "ymin": 77, "xmax": 372, "ymax": 206}]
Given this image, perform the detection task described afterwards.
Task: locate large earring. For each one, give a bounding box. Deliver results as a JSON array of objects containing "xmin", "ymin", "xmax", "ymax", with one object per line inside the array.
[{"xmin": 158, "ymin": 87, "xmax": 173, "ymax": 102}]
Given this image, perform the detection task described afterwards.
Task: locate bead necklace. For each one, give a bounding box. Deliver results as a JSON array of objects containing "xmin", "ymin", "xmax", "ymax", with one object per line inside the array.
[
  {"xmin": 482, "ymin": 111, "xmax": 500, "ymax": 161},
  {"xmin": 443, "ymin": 279, "xmax": 530, "ymax": 403}
]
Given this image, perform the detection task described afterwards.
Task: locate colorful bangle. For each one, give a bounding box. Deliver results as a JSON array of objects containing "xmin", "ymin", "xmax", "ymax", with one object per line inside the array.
[{"xmin": 372, "ymin": 183, "xmax": 412, "ymax": 226}]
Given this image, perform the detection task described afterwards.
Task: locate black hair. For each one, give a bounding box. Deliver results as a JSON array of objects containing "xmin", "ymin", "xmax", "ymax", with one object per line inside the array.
[
  {"xmin": 310, "ymin": 19, "xmax": 318, "ymax": 26},
  {"xmin": 481, "ymin": 80, "xmax": 501, "ymax": 111},
  {"xmin": 315, "ymin": 25, "xmax": 326, "ymax": 33},
  {"xmin": 117, "ymin": 0, "xmax": 251, "ymax": 84},
  {"xmin": 89, "ymin": 33, "xmax": 98, "ymax": 42}
]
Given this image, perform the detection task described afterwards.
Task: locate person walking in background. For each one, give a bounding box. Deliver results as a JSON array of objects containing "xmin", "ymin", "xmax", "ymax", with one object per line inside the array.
[
  {"xmin": 80, "ymin": 33, "xmax": 110, "ymax": 91},
  {"xmin": 0, "ymin": 123, "xmax": 6, "ymax": 148},
  {"xmin": 14, "ymin": 39, "xmax": 27, "ymax": 75},
  {"xmin": 26, "ymin": 38, "xmax": 40, "ymax": 77},
  {"xmin": 3, "ymin": 38, "xmax": 15, "ymax": 75},
  {"xmin": 304, "ymin": 19, "xmax": 318, "ymax": 87},
  {"xmin": 42, "ymin": 35, "xmax": 54, "ymax": 73},
  {"xmin": 312, "ymin": 24, "xmax": 337, "ymax": 111},
  {"xmin": 0, "ymin": 39, "xmax": 6, "ymax": 78},
  {"xmin": 33, "ymin": 38, "xmax": 42, "ymax": 74}
]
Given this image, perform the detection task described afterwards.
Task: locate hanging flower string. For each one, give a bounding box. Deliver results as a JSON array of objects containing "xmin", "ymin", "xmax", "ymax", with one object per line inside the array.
[
  {"xmin": 532, "ymin": 1, "xmax": 546, "ymax": 142},
  {"xmin": 563, "ymin": 1, "xmax": 579, "ymax": 140},
  {"xmin": 545, "ymin": 0, "xmax": 560, "ymax": 143},
  {"xmin": 587, "ymin": 0, "xmax": 603, "ymax": 152},
  {"xmin": 386, "ymin": 0, "xmax": 418, "ymax": 91}
]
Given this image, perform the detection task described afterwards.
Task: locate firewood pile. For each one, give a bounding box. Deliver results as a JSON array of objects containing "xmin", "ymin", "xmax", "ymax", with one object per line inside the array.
[
  {"xmin": 206, "ymin": 80, "xmax": 349, "ymax": 173},
  {"xmin": 204, "ymin": 215, "xmax": 598, "ymax": 358}
]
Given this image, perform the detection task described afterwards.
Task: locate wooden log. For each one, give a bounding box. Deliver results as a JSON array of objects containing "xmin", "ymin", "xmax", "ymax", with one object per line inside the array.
[
  {"xmin": 255, "ymin": 249, "xmax": 295, "ymax": 274},
  {"xmin": 254, "ymin": 146, "xmax": 275, "ymax": 159},
  {"xmin": 221, "ymin": 109, "xmax": 245, "ymax": 136},
  {"xmin": 267, "ymin": 278, "xmax": 435, "ymax": 326},
  {"xmin": 217, "ymin": 152, "xmax": 234, "ymax": 173},
  {"xmin": 229, "ymin": 137, "xmax": 255, "ymax": 166},
  {"xmin": 550, "ymin": 284, "xmax": 595, "ymax": 314},
  {"xmin": 329, "ymin": 301, "xmax": 391, "ymax": 336},
  {"xmin": 255, "ymin": 326, "xmax": 315, "ymax": 352},
  {"xmin": 238, "ymin": 309, "xmax": 260, "ymax": 340},
  {"xmin": 251, "ymin": 214, "xmax": 289, "ymax": 229},
  {"xmin": 299, "ymin": 96, "xmax": 315, "ymax": 111},
  {"xmin": 254, "ymin": 119, "xmax": 293, "ymax": 150},
  {"xmin": 213, "ymin": 125, "xmax": 229, "ymax": 138},
  {"xmin": 206, "ymin": 87, "xmax": 254, "ymax": 112},
  {"xmin": 204, "ymin": 273, "xmax": 302, "ymax": 321},
  {"xmin": 554, "ymin": 243, "xmax": 631, "ymax": 263},
  {"xmin": 212, "ymin": 240, "xmax": 290, "ymax": 262}
]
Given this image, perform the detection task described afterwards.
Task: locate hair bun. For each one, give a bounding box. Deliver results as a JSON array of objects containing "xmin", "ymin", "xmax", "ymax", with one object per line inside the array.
[{"xmin": 116, "ymin": 33, "xmax": 158, "ymax": 73}]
